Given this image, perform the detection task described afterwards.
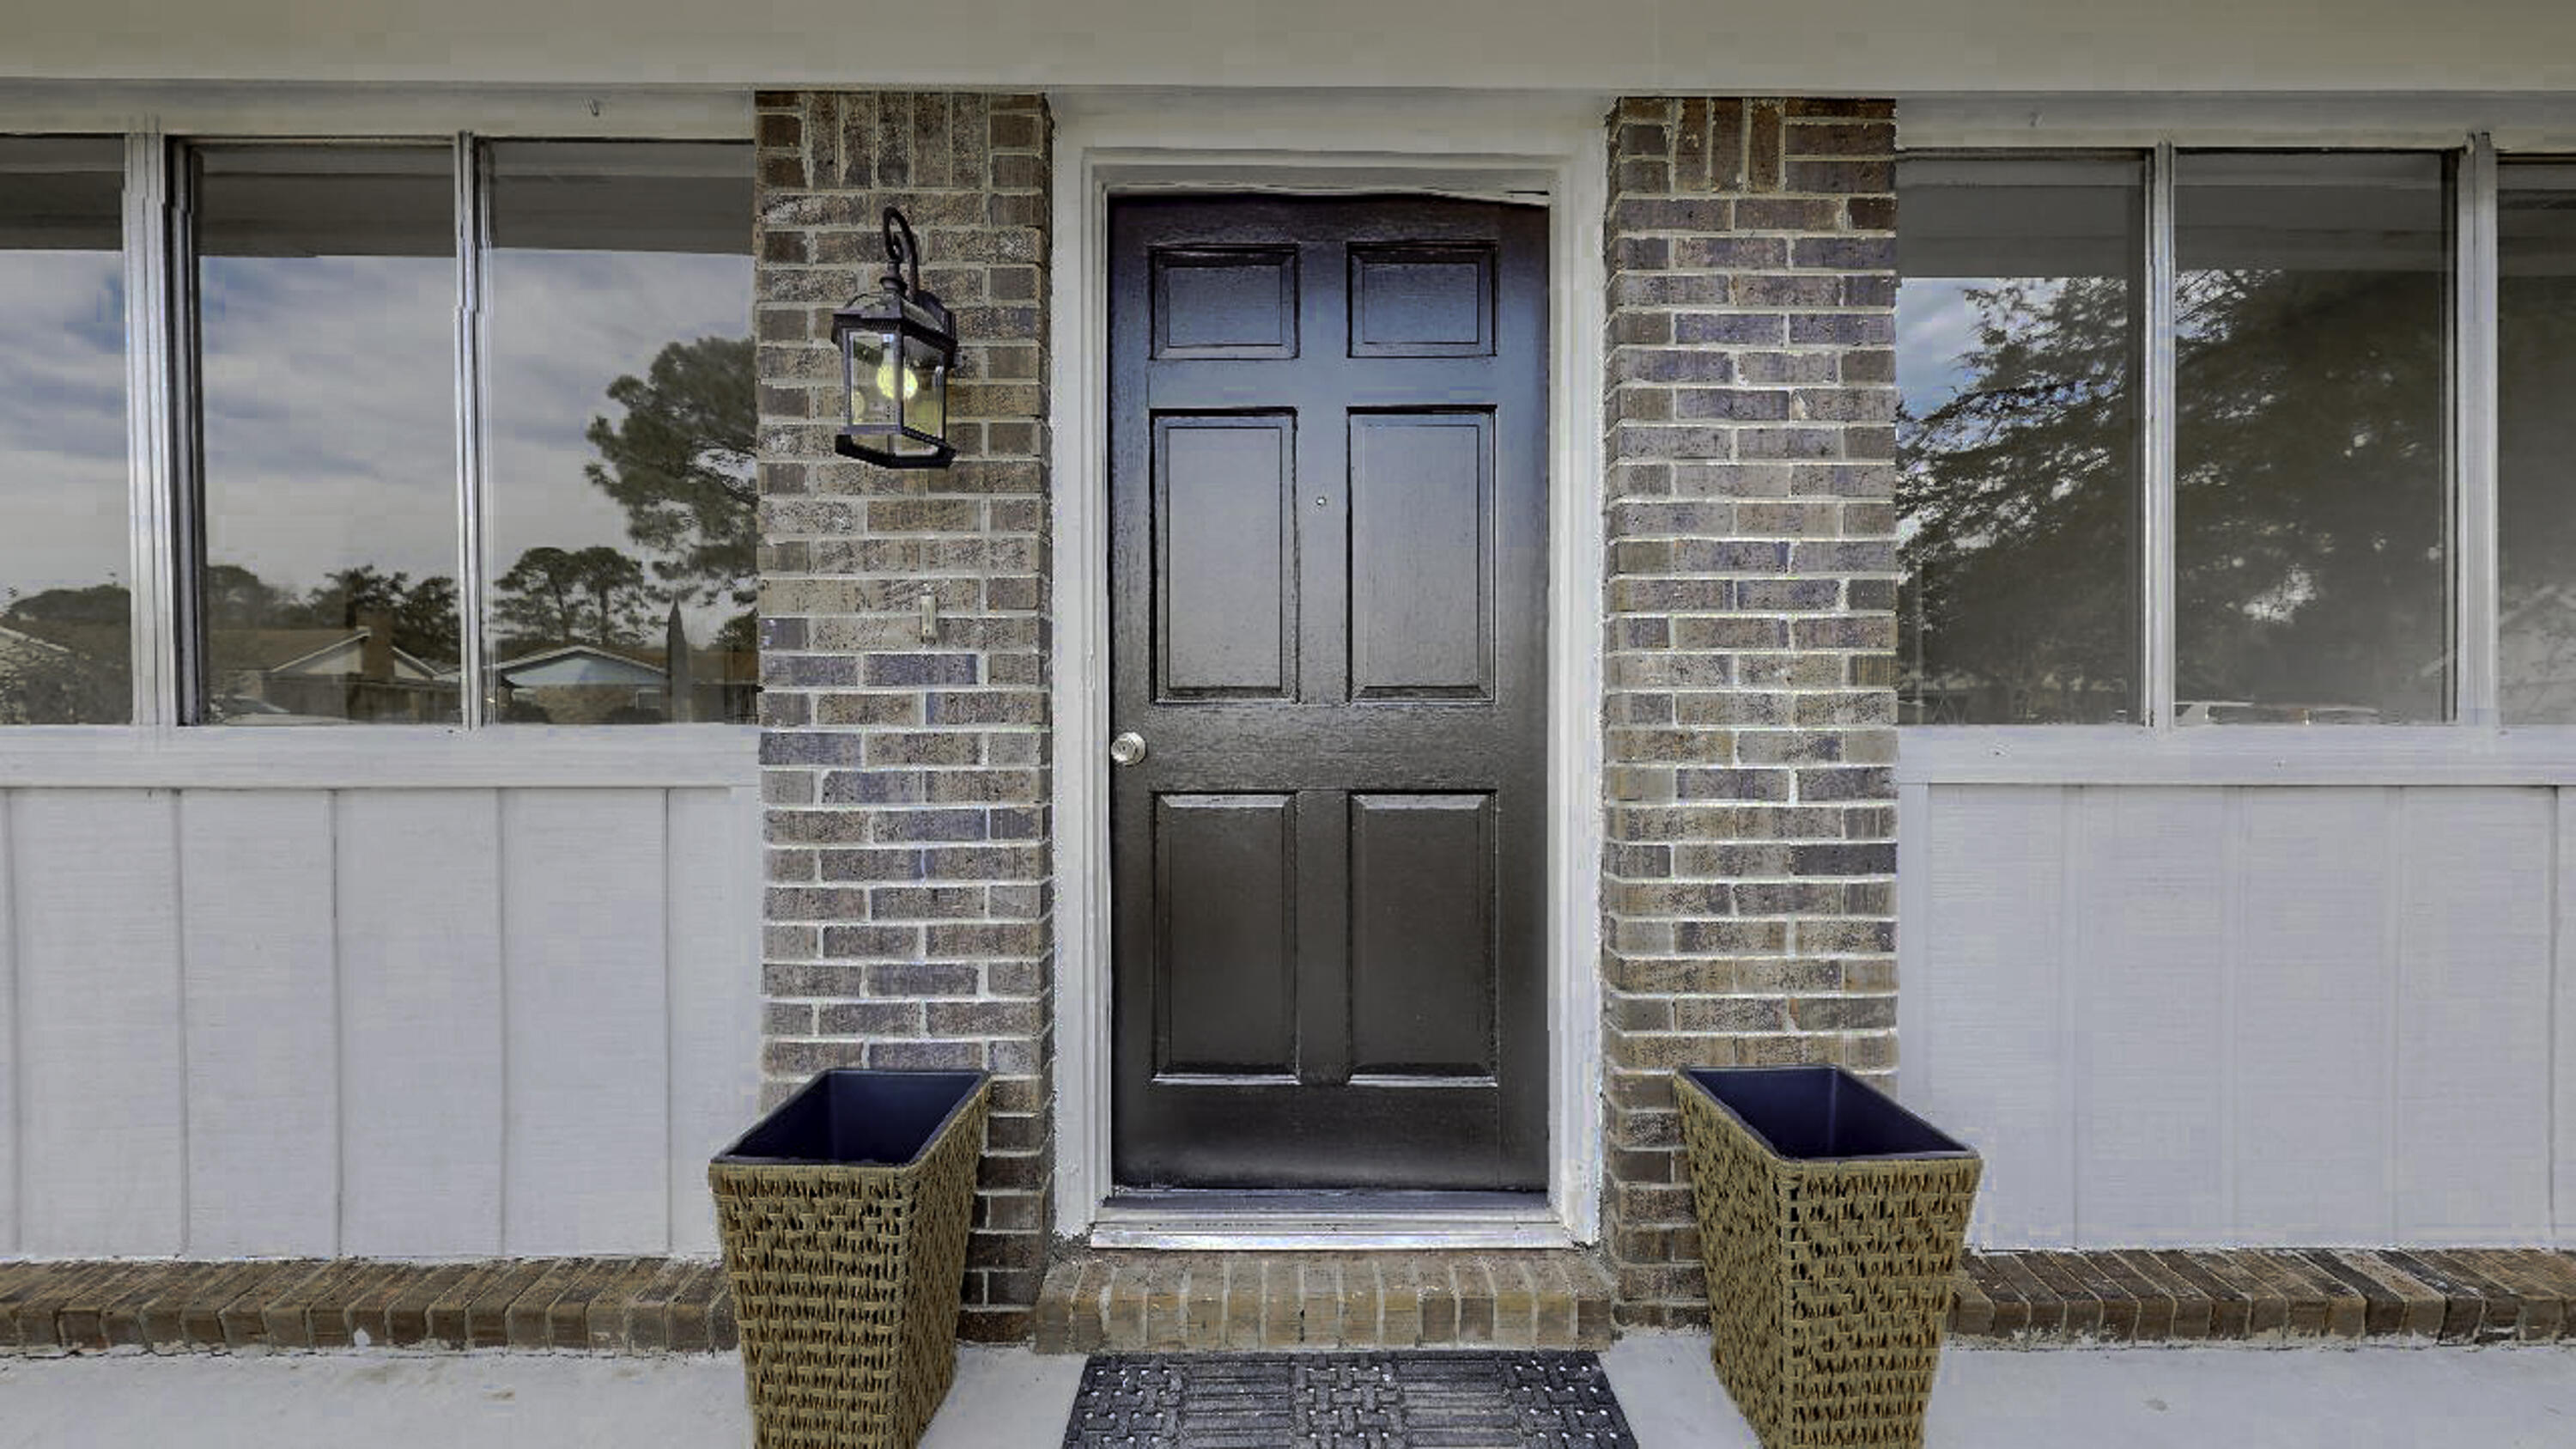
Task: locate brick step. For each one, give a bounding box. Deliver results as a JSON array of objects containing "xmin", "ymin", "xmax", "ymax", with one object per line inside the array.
[
  {"xmin": 0, "ymin": 1257, "xmax": 736, "ymax": 1355},
  {"xmin": 1034, "ymin": 1251, "xmax": 1619, "ymax": 1354}
]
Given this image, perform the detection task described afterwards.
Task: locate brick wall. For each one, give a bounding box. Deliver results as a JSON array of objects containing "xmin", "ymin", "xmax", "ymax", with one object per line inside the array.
[
  {"xmin": 752, "ymin": 90, "xmax": 1054, "ymax": 1342},
  {"xmin": 1598, "ymin": 97, "xmax": 1901, "ymax": 1328}
]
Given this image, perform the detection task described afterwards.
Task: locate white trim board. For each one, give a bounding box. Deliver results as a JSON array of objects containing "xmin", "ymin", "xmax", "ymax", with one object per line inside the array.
[
  {"xmin": 0, "ymin": 725, "xmax": 761, "ymax": 789},
  {"xmin": 0, "ymin": 81, "xmax": 750, "ymax": 140},
  {"xmin": 1899, "ymin": 726, "xmax": 2576, "ymax": 788},
  {"xmin": 1898, "ymin": 93, "xmax": 2576, "ymax": 153},
  {"xmin": 1046, "ymin": 90, "xmax": 1611, "ymax": 1246}
]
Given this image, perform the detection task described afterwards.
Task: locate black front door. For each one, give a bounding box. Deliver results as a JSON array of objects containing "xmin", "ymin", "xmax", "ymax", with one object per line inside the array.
[{"xmin": 1108, "ymin": 195, "xmax": 1548, "ymax": 1190}]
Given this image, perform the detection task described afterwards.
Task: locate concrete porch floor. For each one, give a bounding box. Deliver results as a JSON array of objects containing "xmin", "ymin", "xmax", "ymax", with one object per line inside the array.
[{"xmin": 3, "ymin": 1337, "xmax": 2572, "ymax": 1448}]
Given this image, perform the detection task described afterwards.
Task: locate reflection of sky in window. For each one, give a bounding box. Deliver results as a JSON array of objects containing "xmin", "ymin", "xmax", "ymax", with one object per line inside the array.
[
  {"xmin": 201, "ymin": 253, "xmax": 458, "ymax": 593},
  {"xmin": 1894, "ymin": 277, "xmax": 1980, "ymax": 423},
  {"xmin": 484, "ymin": 248, "xmax": 751, "ymax": 641},
  {"xmin": 0, "ymin": 253, "xmax": 127, "ymax": 602}
]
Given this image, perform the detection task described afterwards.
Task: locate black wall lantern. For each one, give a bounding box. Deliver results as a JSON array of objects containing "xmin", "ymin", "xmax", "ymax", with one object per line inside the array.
[{"xmin": 833, "ymin": 207, "xmax": 957, "ymax": 468}]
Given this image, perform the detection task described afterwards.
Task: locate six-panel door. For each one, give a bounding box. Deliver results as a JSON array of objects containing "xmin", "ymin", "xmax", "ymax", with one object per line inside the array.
[{"xmin": 1109, "ymin": 196, "xmax": 1548, "ymax": 1190}]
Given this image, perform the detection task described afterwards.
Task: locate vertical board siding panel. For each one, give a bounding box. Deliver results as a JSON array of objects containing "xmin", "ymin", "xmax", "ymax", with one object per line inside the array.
[
  {"xmin": 2231, "ymin": 788, "xmax": 2394, "ymax": 1241},
  {"xmin": 16, "ymin": 789, "xmax": 184, "ymax": 1254},
  {"xmin": 667, "ymin": 786, "xmax": 759, "ymax": 1256},
  {"xmin": 503, "ymin": 788, "xmax": 670, "ymax": 1255},
  {"xmin": 2395, "ymin": 788, "xmax": 2554, "ymax": 1243},
  {"xmin": 2074, "ymin": 787, "xmax": 2230, "ymax": 1245},
  {"xmin": 339, "ymin": 790, "xmax": 505, "ymax": 1257},
  {"xmin": 2557, "ymin": 789, "xmax": 2576, "ymax": 1246},
  {"xmin": 1914, "ymin": 786, "xmax": 2074, "ymax": 1248},
  {"xmin": 180, "ymin": 791, "xmax": 339, "ymax": 1255},
  {"xmin": 0, "ymin": 790, "xmax": 15, "ymax": 1253}
]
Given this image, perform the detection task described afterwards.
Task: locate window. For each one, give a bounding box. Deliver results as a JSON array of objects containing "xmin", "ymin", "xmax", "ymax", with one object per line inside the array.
[
  {"xmin": 0, "ymin": 138, "xmax": 130, "ymax": 723},
  {"xmin": 2499, "ymin": 162, "xmax": 2576, "ymax": 723},
  {"xmin": 197, "ymin": 145, "xmax": 462, "ymax": 724},
  {"xmin": 0, "ymin": 131, "xmax": 754, "ymax": 728},
  {"xmin": 1899, "ymin": 144, "xmax": 2527, "ymax": 728},
  {"xmin": 481, "ymin": 143, "xmax": 756, "ymax": 727},
  {"xmin": 1896, "ymin": 156, "xmax": 2142, "ymax": 724},
  {"xmin": 2173, "ymin": 154, "xmax": 2451, "ymax": 726}
]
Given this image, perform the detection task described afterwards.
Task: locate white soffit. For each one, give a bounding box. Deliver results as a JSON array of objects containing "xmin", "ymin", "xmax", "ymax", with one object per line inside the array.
[{"xmin": 5, "ymin": 0, "xmax": 2576, "ymax": 95}]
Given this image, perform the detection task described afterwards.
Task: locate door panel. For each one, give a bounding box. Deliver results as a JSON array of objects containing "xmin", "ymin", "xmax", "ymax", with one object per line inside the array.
[
  {"xmin": 1156, "ymin": 416, "xmax": 1296, "ymax": 699},
  {"xmin": 1109, "ymin": 195, "xmax": 1547, "ymax": 1190},
  {"xmin": 1348, "ymin": 793, "xmax": 1496, "ymax": 1077},
  {"xmin": 1350, "ymin": 411, "xmax": 1492, "ymax": 700},
  {"xmin": 1155, "ymin": 794, "xmax": 1297, "ymax": 1075}
]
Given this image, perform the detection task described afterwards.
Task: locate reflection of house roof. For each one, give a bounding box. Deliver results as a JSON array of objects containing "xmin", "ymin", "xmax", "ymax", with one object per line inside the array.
[
  {"xmin": 0, "ymin": 622, "xmax": 82, "ymax": 660},
  {"xmin": 206, "ymin": 628, "xmax": 443, "ymax": 680},
  {"xmin": 495, "ymin": 638, "xmax": 756, "ymax": 685},
  {"xmin": 495, "ymin": 642, "xmax": 668, "ymax": 688},
  {"xmin": 2, "ymin": 618, "xmax": 122, "ymax": 662}
]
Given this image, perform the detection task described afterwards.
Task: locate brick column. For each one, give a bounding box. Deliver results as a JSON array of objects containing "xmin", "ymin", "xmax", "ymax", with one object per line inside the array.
[
  {"xmin": 752, "ymin": 91, "xmax": 1054, "ymax": 1342},
  {"xmin": 1599, "ymin": 98, "xmax": 1900, "ymax": 1327}
]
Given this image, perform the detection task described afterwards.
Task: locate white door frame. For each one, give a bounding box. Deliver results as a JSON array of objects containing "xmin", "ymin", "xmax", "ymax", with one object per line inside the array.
[{"xmin": 1046, "ymin": 89, "xmax": 1610, "ymax": 1247}]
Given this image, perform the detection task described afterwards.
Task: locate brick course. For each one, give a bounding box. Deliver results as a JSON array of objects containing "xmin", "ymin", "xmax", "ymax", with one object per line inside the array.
[
  {"xmin": 1599, "ymin": 97, "xmax": 1901, "ymax": 1329},
  {"xmin": 753, "ymin": 89, "xmax": 1054, "ymax": 1343}
]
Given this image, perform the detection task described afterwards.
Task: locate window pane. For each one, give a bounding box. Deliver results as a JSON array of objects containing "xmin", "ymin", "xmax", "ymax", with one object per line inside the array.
[
  {"xmin": 0, "ymin": 137, "xmax": 130, "ymax": 723},
  {"xmin": 483, "ymin": 141, "xmax": 754, "ymax": 726},
  {"xmin": 2499, "ymin": 163, "xmax": 2576, "ymax": 724},
  {"xmin": 1897, "ymin": 155, "xmax": 2143, "ymax": 723},
  {"xmin": 2174, "ymin": 152, "xmax": 2451, "ymax": 726},
  {"xmin": 197, "ymin": 145, "xmax": 459, "ymax": 724}
]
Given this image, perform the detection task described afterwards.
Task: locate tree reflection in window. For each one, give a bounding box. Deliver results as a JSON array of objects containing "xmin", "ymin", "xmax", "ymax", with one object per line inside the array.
[
  {"xmin": 1899, "ymin": 153, "xmax": 2453, "ymax": 726},
  {"xmin": 1897, "ymin": 156, "xmax": 2142, "ymax": 724},
  {"xmin": 483, "ymin": 142, "xmax": 755, "ymax": 725}
]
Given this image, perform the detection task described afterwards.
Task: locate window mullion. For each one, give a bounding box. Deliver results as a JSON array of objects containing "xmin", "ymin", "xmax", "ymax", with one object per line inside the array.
[
  {"xmin": 2143, "ymin": 142, "xmax": 2178, "ymax": 730},
  {"xmin": 454, "ymin": 131, "xmax": 489, "ymax": 730},
  {"xmin": 124, "ymin": 131, "xmax": 183, "ymax": 731},
  {"xmin": 2456, "ymin": 132, "xmax": 2500, "ymax": 728}
]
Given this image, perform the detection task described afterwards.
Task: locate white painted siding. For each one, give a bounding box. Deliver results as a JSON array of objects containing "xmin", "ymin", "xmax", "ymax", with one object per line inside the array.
[
  {"xmin": 15, "ymin": 792, "xmax": 185, "ymax": 1255},
  {"xmin": 1902, "ymin": 778, "xmax": 2573, "ymax": 1249},
  {"xmin": 0, "ymin": 776, "xmax": 757, "ymax": 1259},
  {"xmin": 180, "ymin": 791, "xmax": 338, "ymax": 1257}
]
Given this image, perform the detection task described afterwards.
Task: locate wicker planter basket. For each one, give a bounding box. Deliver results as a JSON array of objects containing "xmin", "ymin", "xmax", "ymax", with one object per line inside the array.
[
  {"xmin": 1676, "ymin": 1065, "xmax": 1980, "ymax": 1449},
  {"xmin": 710, "ymin": 1068, "xmax": 989, "ymax": 1449}
]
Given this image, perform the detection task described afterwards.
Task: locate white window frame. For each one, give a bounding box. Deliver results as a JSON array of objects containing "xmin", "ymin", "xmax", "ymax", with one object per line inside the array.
[
  {"xmin": 1895, "ymin": 97, "xmax": 2576, "ymax": 788},
  {"xmin": 0, "ymin": 84, "xmax": 760, "ymax": 788}
]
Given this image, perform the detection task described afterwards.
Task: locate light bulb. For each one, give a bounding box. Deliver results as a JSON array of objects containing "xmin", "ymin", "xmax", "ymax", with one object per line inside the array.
[{"xmin": 876, "ymin": 352, "xmax": 920, "ymax": 403}]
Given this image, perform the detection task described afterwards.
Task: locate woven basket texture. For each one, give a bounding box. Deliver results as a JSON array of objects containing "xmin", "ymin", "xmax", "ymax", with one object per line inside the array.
[
  {"xmin": 711, "ymin": 1078, "xmax": 988, "ymax": 1449},
  {"xmin": 1678, "ymin": 1072, "xmax": 1980, "ymax": 1449}
]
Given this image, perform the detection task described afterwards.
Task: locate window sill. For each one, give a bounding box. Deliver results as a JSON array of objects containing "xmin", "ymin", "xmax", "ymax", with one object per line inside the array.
[
  {"xmin": 1899, "ymin": 724, "xmax": 2576, "ymax": 787},
  {"xmin": 0, "ymin": 722, "xmax": 760, "ymax": 789}
]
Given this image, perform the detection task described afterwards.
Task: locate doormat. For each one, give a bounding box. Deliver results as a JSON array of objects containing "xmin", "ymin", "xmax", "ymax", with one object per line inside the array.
[{"xmin": 1060, "ymin": 1351, "xmax": 1638, "ymax": 1449}]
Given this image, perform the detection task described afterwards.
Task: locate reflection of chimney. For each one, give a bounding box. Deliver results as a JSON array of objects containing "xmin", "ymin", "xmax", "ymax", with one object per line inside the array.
[{"xmin": 357, "ymin": 614, "xmax": 394, "ymax": 680}]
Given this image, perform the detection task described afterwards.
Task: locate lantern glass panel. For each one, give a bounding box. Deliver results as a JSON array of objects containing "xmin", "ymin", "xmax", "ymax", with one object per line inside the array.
[
  {"xmin": 846, "ymin": 324, "xmax": 898, "ymax": 429},
  {"xmin": 903, "ymin": 331, "xmax": 947, "ymax": 450}
]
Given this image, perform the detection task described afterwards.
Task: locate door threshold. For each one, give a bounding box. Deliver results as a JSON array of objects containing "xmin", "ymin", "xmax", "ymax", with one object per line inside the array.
[{"xmin": 1090, "ymin": 1190, "xmax": 1572, "ymax": 1251}]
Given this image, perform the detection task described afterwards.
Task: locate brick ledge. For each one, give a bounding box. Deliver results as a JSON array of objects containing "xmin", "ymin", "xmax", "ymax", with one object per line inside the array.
[
  {"xmin": 0, "ymin": 1257, "xmax": 735, "ymax": 1355},
  {"xmin": 6, "ymin": 1248, "xmax": 2573, "ymax": 1355}
]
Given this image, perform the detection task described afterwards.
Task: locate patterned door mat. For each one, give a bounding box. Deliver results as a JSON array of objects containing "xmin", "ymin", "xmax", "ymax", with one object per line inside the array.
[{"xmin": 1060, "ymin": 1351, "xmax": 1638, "ymax": 1449}]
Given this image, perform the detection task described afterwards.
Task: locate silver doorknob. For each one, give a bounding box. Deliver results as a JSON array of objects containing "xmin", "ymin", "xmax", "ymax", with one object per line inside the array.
[{"xmin": 1109, "ymin": 731, "xmax": 1149, "ymax": 766}]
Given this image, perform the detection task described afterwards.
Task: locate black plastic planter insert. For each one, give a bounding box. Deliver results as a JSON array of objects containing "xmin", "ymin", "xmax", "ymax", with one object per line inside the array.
[
  {"xmin": 716, "ymin": 1068, "xmax": 987, "ymax": 1168},
  {"xmin": 1679, "ymin": 1065, "xmax": 1974, "ymax": 1161}
]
